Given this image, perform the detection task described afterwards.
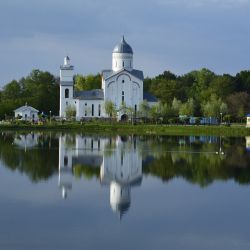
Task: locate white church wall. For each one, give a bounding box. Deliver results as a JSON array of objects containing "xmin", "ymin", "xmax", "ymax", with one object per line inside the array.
[
  {"xmin": 59, "ymin": 86, "xmax": 74, "ymax": 118},
  {"xmin": 104, "ymin": 73, "xmax": 143, "ymax": 116},
  {"xmin": 76, "ymin": 99, "xmax": 106, "ymax": 120}
]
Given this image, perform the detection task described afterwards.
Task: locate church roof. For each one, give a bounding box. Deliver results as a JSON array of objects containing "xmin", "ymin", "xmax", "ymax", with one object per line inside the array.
[
  {"xmin": 74, "ymin": 89, "xmax": 104, "ymax": 100},
  {"xmin": 143, "ymin": 92, "xmax": 158, "ymax": 102},
  {"xmin": 102, "ymin": 68, "xmax": 144, "ymax": 81},
  {"xmin": 113, "ymin": 36, "xmax": 133, "ymax": 54}
]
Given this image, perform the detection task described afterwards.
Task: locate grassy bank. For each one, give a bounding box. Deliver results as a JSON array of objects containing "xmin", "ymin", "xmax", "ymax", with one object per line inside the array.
[{"xmin": 0, "ymin": 122, "xmax": 250, "ymax": 136}]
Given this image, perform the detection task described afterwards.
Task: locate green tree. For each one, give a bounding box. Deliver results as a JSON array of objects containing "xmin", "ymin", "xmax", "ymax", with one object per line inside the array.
[
  {"xmin": 201, "ymin": 94, "xmax": 227, "ymax": 117},
  {"xmin": 149, "ymin": 104, "xmax": 161, "ymax": 123},
  {"xmin": 179, "ymin": 98, "xmax": 195, "ymax": 116},
  {"xmin": 104, "ymin": 100, "xmax": 116, "ymax": 119},
  {"xmin": 74, "ymin": 74, "xmax": 101, "ymax": 91},
  {"xmin": 65, "ymin": 105, "xmax": 76, "ymax": 119},
  {"xmin": 139, "ymin": 100, "xmax": 150, "ymax": 119},
  {"xmin": 172, "ymin": 98, "xmax": 182, "ymax": 115}
]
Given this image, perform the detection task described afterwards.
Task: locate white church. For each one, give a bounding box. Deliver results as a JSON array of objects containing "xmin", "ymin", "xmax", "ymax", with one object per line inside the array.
[{"xmin": 59, "ymin": 36, "xmax": 157, "ymax": 120}]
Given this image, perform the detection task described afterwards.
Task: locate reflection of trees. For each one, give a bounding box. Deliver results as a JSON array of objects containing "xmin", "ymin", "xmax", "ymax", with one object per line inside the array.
[
  {"xmin": 0, "ymin": 132, "xmax": 58, "ymax": 182},
  {"xmin": 143, "ymin": 137, "xmax": 250, "ymax": 187},
  {"xmin": 1, "ymin": 133, "xmax": 250, "ymax": 187},
  {"xmin": 73, "ymin": 164, "xmax": 99, "ymax": 180}
]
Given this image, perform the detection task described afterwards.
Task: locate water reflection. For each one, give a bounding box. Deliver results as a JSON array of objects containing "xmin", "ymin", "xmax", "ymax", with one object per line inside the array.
[
  {"xmin": 1, "ymin": 132, "xmax": 250, "ymax": 217},
  {"xmin": 100, "ymin": 136, "xmax": 142, "ymax": 218},
  {"xmin": 58, "ymin": 134, "xmax": 142, "ymax": 217}
]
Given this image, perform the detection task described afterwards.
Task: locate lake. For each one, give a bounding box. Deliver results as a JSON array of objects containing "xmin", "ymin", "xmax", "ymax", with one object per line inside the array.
[{"xmin": 0, "ymin": 132, "xmax": 250, "ymax": 250}]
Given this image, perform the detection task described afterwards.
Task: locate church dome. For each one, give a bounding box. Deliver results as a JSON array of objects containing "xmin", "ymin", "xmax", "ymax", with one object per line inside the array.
[{"xmin": 113, "ymin": 36, "xmax": 133, "ymax": 54}]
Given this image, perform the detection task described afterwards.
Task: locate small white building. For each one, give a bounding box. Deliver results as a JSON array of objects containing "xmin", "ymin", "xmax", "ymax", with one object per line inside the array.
[
  {"xmin": 14, "ymin": 104, "xmax": 39, "ymax": 121},
  {"xmin": 246, "ymin": 114, "xmax": 250, "ymax": 128}
]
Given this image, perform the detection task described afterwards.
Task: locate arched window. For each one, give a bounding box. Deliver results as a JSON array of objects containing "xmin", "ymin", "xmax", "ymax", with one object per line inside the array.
[
  {"xmin": 65, "ymin": 88, "xmax": 69, "ymax": 98},
  {"xmin": 98, "ymin": 104, "xmax": 101, "ymax": 116},
  {"xmin": 122, "ymin": 61, "xmax": 124, "ymax": 67},
  {"xmin": 64, "ymin": 156, "xmax": 68, "ymax": 166},
  {"xmin": 122, "ymin": 91, "xmax": 125, "ymax": 104},
  {"xmin": 92, "ymin": 104, "xmax": 94, "ymax": 116}
]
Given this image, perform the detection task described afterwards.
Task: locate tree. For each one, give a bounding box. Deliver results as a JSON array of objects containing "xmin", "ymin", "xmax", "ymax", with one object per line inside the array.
[
  {"xmin": 74, "ymin": 74, "xmax": 101, "ymax": 91},
  {"xmin": 2, "ymin": 80, "xmax": 21, "ymax": 99},
  {"xmin": 227, "ymin": 92, "xmax": 250, "ymax": 120},
  {"xmin": 179, "ymin": 98, "xmax": 195, "ymax": 116},
  {"xmin": 65, "ymin": 105, "xmax": 76, "ymax": 119},
  {"xmin": 172, "ymin": 98, "xmax": 182, "ymax": 115},
  {"xmin": 160, "ymin": 103, "xmax": 175, "ymax": 122},
  {"xmin": 209, "ymin": 75, "xmax": 235, "ymax": 99},
  {"xmin": 139, "ymin": 100, "xmax": 150, "ymax": 120},
  {"xmin": 149, "ymin": 104, "xmax": 161, "ymax": 123},
  {"xmin": 104, "ymin": 100, "xmax": 116, "ymax": 119},
  {"xmin": 201, "ymin": 94, "xmax": 227, "ymax": 118}
]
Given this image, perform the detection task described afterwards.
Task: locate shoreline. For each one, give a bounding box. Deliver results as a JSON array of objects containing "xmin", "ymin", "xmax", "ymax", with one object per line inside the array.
[{"xmin": 0, "ymin": 123, "xmax": 250, "ymax": 136}]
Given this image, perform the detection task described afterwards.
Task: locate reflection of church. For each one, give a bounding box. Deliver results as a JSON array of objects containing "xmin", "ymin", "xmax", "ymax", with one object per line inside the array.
[
  {"xmin": 58, "ymin": 135, "xmax": 105, "ymax": 198},
  {"xmin": 100, "ymin": 136, "xmax": 142, "ymax": 218},
  {"xmin": 58, "ymin": 135, "xmax": 142, "ymax": 217}
]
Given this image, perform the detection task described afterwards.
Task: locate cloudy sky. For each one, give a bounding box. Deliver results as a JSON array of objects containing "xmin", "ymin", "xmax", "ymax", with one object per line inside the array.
[{"xmin": 0, "ymin": 0, "xmax": 250, "ymax": 86}]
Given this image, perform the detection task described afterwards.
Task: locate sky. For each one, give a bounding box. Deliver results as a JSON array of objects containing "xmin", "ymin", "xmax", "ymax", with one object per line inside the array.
[{"xmin": 0, "ymin": 0, "xmax": 250, "ymax": 87}]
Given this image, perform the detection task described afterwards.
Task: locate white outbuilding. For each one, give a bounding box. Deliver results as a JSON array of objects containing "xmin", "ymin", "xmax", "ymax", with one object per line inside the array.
[
  {"xmin": 14, "ymin": 104, "xmax": 39, "ymax": 121},
  {"xmin": 246, "ymin": 114, "xmax": 250, "ymax": 128}
]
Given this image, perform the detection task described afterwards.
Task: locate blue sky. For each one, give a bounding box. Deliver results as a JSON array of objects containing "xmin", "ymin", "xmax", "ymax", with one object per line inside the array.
[{"xmin": 0, "ymin": 0, "xmax": 250, "ymax": 86}]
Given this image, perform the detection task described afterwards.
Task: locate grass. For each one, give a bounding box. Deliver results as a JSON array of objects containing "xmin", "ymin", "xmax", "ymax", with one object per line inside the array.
[{"xmin": 0, "ymin": 121, "xmax": 250, "ymax": 136}]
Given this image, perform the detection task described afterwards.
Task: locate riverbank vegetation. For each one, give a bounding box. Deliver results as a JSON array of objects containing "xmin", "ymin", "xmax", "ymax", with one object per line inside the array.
[
  {"xmin": 0, "ymin": 120, "xmax": 250, "ymax": 136},
  {"xmin": 1, "ymin": 68, "xmax": 250, "ymax": 122}
]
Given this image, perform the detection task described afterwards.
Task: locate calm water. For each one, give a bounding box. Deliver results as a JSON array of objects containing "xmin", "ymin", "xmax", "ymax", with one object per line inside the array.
[{"xmin": 1, "ymin": 132, "xmax": 250, "ymax": 250}]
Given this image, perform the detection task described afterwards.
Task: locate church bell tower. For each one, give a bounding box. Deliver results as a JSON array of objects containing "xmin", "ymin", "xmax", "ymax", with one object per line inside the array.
[{"xmin": 59, "ymin": 56, "xmax": 74, "ymax": 117}]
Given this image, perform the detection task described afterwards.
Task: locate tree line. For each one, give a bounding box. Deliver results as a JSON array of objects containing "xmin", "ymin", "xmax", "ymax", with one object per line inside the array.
[
  {"xmin": 144, "ymin": 69, "xmax": 250, "ymax": 122},
  {"xmin": 1, "ymin": 68, "xmax": 250, "ymax": 122}
]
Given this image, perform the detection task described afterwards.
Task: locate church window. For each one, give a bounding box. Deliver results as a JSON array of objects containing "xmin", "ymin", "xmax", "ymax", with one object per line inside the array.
[
  {"xmin": 135, "ymin": 104, "xmax": 137, "ymax": 114},
  {"xmin": 134, "ymin": 137, "xmax": 137, "ymax": 150},
  {"xmin": 92, "ymin": 104, "xmax": 94, "ymax": 116},
  {"xmin": 122, "ymin": 80, "xmax": 125, "ymax": 83},
  {"xmin": 85, "ymin": 103, "xmax": 87, "ymax": 116},
  {"xmin": 65, "ymin": 89, "xmax": 69, "ymax": 98},
  {"xmin": 121, "ymin": 153, "xmax": 124, "ymax": 166},
  {"xmin": 122, "ymin": 61, "xmax": 124, "ymax": 67},
  {"xmin": 91, "ymin": 139, "xmax": 93, "ymax": 152},
  {"xmin": 98, "ymin": 104, "xmax": 101, "ymax": 116},
  {"xmin": 122, "ymin": 91, "xmax": 124, "ymax": 104},
  {"xmin": 64, "ymin": 156, "xmax": 68, "ymax": 166},
  {"xmin": 98, "ymin": 140, "xmax": 100, "ymax": 151}
]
